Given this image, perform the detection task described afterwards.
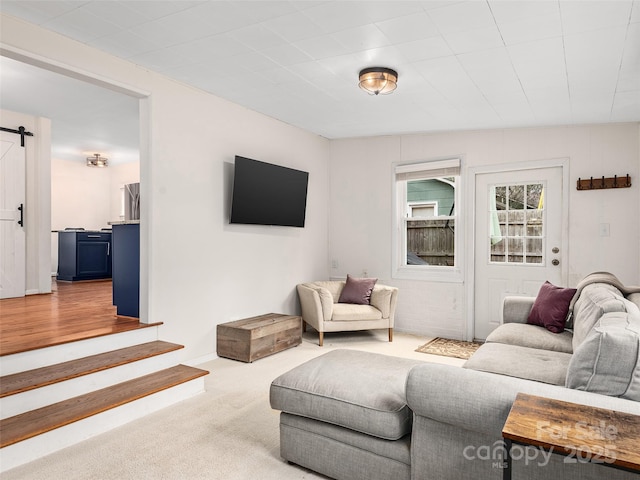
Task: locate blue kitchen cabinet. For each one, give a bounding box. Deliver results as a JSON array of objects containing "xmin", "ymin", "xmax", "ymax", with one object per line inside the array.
[
  {"xmin": 57, "ymin": 231, "xmax": 112, "ymax": 281},
  {"xmin": 111, "ymin": 223, "xmax": 140, "ymax": 318}
]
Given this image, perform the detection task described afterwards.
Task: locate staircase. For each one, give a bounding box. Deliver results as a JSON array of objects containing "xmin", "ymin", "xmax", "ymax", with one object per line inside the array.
[{"xmin": 0, "ymin": 325, "xmax": 209, "ymax": 473}]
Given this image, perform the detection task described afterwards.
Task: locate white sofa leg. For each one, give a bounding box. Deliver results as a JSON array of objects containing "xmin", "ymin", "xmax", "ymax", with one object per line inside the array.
[
  {"xmin": 389, "ymin": 328, "xmax": 393, "ymax": 342},
  {"xmin": 319, "ymin": 332, "xmax": 324, "ymax": 347}
]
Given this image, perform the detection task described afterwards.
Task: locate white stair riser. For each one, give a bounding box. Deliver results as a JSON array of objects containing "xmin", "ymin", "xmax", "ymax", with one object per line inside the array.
[
  {"xmin": 0, "ymin": 377, "xmax": 205, "ymax": 473},
  {"xmin": 0, "ymin": 349, "xmax": 182, "ymax": 419},
  {"xmin": 0, "ymin": 327, "xmax": 159, "ymax": 375}
]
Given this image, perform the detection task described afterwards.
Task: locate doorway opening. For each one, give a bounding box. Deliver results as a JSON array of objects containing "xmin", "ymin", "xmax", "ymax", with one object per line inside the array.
[{"xmin": 0, "ymin": 48, "xmax": 150, "ymax": 351}]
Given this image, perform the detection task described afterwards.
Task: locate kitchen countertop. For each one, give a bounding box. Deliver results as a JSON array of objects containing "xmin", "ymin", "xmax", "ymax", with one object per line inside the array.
[
  {"xmin": 108, "ymin": 220, "xmax": 140, "ymax": 225},
  {"xmin": 52, "ymin": 229, "xmax": 111, "ymax": 233}
]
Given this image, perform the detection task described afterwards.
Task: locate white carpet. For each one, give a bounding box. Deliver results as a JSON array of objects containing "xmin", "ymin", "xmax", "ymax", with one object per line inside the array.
[{"xmin": 3, "ymin": 330, "xmax": 464, "ymax": 480}]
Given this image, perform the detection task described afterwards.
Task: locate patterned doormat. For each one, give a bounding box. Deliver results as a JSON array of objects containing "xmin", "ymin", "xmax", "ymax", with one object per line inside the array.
[{"xmin": 415, "ymin": 337, "xmax": 483, "ymax": 360}]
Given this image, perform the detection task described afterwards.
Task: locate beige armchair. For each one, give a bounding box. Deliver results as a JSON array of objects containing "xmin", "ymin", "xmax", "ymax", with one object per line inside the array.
[{"xmin": 296, "ymin": 280, "xmax": 399, "ymax": 346}]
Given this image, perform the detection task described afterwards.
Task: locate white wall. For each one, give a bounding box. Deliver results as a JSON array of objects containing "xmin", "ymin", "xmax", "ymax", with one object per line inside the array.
[
  {"xmin": 109, "ymin": 162, "xmax": 140, "ymax": 222},
  {"xmin": 51, "ymin": 158, "xmax": 112, "ymax": 231},
  {"xmin": 50, "ymin": 159, "xmax": 139, "ymax": 273},
  {"xmin": 0, "ymin": 109, "xmax": 51, "ymax": 295},
  {"xmin": 329, "ymin": 124, "xmax": 640, "ymax": 339},
  {"xmin": 1, "ymin": 14, "xmax": 330, "ymax": 364}
]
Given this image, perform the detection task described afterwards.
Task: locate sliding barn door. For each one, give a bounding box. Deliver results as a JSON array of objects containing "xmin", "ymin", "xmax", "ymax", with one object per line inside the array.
[{"xmin": 0, "ymin": 131, "xmax": 26, "ymax": 298}]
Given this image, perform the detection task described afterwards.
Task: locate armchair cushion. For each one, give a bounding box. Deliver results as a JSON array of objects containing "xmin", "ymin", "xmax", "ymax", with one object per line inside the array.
[
  {"xmin": 332, "ymin": 304, "xmax": 383, "ymax": 321},
  {"xmin": 338, "ymin": 275, "xmax": 377, "ymax": 305}
]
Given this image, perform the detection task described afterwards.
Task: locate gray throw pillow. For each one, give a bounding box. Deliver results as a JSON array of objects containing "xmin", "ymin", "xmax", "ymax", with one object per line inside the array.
[{"xmin": 565, "ymin": 312, "xmax": 640, "ymax": 400}]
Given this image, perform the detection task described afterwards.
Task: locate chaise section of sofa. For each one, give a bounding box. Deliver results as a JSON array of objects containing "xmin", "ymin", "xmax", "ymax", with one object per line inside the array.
[
  {"xmin": 270, "ymin": 349, "xmax": 423, "ymax": 480},
  {"xmin": 407, "ymin": 363, "xmax": 640, "ymax": 480}
]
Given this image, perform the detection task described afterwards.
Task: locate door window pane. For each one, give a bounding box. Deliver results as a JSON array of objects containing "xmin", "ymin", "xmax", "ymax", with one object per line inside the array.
[{"xmin": 489, "ymin": 182, "xmax": 545, "ymax": 265}]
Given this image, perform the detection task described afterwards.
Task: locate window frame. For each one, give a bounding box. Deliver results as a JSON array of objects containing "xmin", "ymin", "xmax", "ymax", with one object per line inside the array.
[{"xmin": 392, "ymin": 158, "xmax": 463, "ymax": 283}]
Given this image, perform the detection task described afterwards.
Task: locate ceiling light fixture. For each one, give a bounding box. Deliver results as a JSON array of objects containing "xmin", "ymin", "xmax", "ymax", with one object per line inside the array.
[
  {"xmin": 358, "ymin": 67, "xmax": 398, "ymax": 95},
  {"xmin": 86, "ymin": 153, "xmax": 108, "ymax": 167}
]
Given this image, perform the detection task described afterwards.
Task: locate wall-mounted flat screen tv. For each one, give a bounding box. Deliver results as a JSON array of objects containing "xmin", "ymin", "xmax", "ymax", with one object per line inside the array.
[{"xmin": 230, "ymin": 156, "xmax": 309, "ymax": 228}]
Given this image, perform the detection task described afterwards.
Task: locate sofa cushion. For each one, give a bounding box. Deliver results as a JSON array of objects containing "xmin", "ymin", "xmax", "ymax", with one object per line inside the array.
[
  {"xmin": 485, "ymin": 323, "xmax": 573, "ymax": 353},
  {"xmin": 571, "ymin": 283, "xmax": 628, "ymax": 351},
  {"xmin": 338, "ymin": 275, "xmax": 377, "ymax": 305},
  {"xmin": 270, "ymin": 349, "xmax": 424, "ymax": 440},
  {"xmin": 566, "ymin": 311, "xmax": 640, "ymax": 400},
  {"xmin": 463, "ymin": 342, "xmax": 572, "ymax": 385},
  {"xmin": 526, "ymin": 281, "xmax": 577, "ymax": 333},
  {"xmin": 332, "ymin": 303, "xmax": 383, "ymax": 321}
]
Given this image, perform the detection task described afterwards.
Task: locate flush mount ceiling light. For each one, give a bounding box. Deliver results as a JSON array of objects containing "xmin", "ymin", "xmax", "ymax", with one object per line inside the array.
[
  {"xmin": 86, "ymin": 153, "xmax": 108, "ymax": 167},
  {"xmin": 358, "ymin": 67, "xmax": 398, "ymax": 95}
]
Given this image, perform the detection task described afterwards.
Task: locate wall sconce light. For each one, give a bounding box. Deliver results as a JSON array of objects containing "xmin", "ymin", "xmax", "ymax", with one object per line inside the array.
[
  {"xmin": 87, "ymin": 153, "xmax": 108, "ymax": 167},
  {"xmin": 358, "ymin": 67, "xmax": 398, "ymax": 95}
]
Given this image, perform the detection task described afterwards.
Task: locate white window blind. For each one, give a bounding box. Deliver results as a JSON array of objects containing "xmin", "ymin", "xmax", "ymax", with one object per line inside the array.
[{"xmin": 395, "ymin": 158, "xmax": 460, "ymax": 181}]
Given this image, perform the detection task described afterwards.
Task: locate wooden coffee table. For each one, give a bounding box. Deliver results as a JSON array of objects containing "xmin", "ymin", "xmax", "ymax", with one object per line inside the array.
[
  {"xmin": 217, "ymin": 313, "xmax": 302, "ymax": 363},
  {"xmin": 502, "ymin": 393, "xmax": 640, "ymax": 479}
]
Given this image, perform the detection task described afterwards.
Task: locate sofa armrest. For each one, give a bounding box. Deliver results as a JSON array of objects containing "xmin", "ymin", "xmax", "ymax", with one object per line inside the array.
[
  {"xmin": 297, "ymin": 283, "xmax": 333, "ymax": 327},
  {"xmin": 406, "ymin": 364, "xmax": 640, "ymax": 438},
  {"xmin": 370, "ymin": 285, "xmax": 398, "ymax": 321},
  {"xmin": 502, "ymin": 296, "xmax": 535, "ymax": 324}
]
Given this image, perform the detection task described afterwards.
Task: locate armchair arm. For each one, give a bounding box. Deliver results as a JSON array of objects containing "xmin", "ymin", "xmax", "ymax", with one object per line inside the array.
[
  {"xmin": 370, "ymin": 285, "xmax": 398, "ymax": 323},
  {"xmin": 502, "ymin": 296, "xmax": 535, "ymax": 324},
  {"xmin": 297, "ymin": 283, "xmax": 333, "ymax": 331}
]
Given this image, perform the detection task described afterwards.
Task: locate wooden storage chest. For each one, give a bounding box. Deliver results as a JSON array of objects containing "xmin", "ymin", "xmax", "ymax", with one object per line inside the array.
[{"xmin": 216, "ymin": 313, "xmax": 302, "ymax": 362}]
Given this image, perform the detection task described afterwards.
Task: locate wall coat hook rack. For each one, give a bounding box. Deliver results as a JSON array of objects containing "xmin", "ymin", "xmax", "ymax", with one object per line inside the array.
[{"xmin": 576, "ymin": 174, "xmax": 631, "ymax": 191}]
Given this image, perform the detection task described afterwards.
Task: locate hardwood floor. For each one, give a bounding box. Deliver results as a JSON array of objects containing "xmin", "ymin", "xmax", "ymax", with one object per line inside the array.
[{"xmin": 0, "ymin": 280, "xmax": 157, "ymax": 356}]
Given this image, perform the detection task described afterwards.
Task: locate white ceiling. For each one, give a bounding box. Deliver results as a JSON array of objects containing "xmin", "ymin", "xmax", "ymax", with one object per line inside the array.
[
  {"xmin": 1, "ymin": 0, "xmax": 639, "ymax": 161},
  {"xmin": 0, "ymin": 56, "xmax": 140, "ymax": 165}
]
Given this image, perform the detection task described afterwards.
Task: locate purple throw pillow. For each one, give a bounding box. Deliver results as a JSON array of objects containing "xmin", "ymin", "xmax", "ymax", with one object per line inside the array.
[
  {"xmin": 338, "ymin": 275, "xmax": 378, "ymax": 305},
  {"xmin": 527, "ymin": 281, "xmax": 577, "ymax": 333}
]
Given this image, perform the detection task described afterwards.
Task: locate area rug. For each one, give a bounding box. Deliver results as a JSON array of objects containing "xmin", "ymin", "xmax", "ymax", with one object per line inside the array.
[{"xmin": 416, "ymin": 337, "xmax": 483, "ymax": 360}]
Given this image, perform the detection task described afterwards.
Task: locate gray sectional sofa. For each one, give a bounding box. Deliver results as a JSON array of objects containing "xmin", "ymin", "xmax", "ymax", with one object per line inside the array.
[{"xmin": 270, "ymin": 272, "xmax": 640, "ymax": 479}]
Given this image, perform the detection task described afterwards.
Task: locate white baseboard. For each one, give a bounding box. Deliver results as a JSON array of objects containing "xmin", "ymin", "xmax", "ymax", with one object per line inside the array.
[{"xmin": 186, "ymin": 352, "xmax": 217, "ymax": 367}]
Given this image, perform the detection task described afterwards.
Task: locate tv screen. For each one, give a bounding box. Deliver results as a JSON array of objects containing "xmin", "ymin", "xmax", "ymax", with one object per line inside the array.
[{"xmin": 230, "ymin": 156, "xmax": 309, "ymax": 227}]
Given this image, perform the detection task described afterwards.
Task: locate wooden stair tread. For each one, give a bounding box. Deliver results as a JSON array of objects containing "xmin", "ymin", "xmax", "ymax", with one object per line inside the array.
[
  {"xmin": 0, "ymin": 341, "xmax": 184, "ymax": 398},
  {"xmin": 0, "ymin": 364, "xmax": 208, "ymax": 448}
]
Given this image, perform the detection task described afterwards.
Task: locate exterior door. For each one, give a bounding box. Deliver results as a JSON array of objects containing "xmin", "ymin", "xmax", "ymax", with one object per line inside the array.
[
  {"xmin": 473, "ymin": 165, "xmax": 565, "ymax": 340},
  {"xmin": 0, "ymin": 131, "xmax": 27, "ymax": 299}
]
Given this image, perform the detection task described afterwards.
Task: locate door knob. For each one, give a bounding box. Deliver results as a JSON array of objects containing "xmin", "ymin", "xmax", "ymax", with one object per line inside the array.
[
  {"xmin": 552, "ymin": 259, "xmax": 559, "ymax": 266},
  {"xmin": 552, "ymin": 247, "xmax": 559, "ymax": 254}
]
